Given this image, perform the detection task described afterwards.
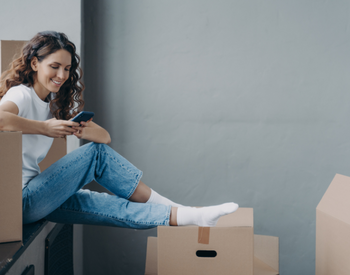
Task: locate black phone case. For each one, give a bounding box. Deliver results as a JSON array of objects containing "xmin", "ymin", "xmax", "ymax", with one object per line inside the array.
[{"xmin": 71, "ymin": 112, "xmax": 94, "ymax": 123}]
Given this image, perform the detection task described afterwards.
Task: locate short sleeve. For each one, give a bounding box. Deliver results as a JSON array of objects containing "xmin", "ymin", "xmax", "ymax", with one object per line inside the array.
[{"xmin": 0, "ymin": 86, "xmax": 30, "ymax": 117}]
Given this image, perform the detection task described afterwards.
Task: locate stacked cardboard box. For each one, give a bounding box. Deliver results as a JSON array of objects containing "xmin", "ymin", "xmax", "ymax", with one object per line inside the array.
[
  {"xmin": 316, "ymin": 174, "xmax": 350, "ymax": 275},
  {"xmin": 0, "ymin": 132, "xmax": 22, "ymax": 243},
  {"xmin": 145, "ymin": 208, "xmax": 279, "ymax": 275},
  {"xmin": 0, "ymin": 133, "xmax": 66, "ymax": 244},
  {"xmin": 0, "ymin": 40, "xmax": 67, "ymax": 244},
  {"xmin": 0, "ymin": 41, "xmax": 27, "ymax": 243},
  {"xmin": 0, "ymin": 40, "xmax": 27, "ymax": 73}
]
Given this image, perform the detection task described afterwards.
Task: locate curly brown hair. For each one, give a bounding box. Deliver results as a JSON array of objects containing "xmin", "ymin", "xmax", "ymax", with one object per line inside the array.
[{"xmin": 0, "ymin": 31, "xmax": 84, "ymax": 120}]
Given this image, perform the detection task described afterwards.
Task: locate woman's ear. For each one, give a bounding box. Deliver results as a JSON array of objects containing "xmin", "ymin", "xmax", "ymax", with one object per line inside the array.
[{"xmin": 31, "ymin": 57, "xmax": 38, "ymax": 72}]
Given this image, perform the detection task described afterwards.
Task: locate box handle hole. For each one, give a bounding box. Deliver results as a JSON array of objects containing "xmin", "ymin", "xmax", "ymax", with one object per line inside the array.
[{"xmin": 196, "ymin": 250, "xmax": 217, "ymax": 258}]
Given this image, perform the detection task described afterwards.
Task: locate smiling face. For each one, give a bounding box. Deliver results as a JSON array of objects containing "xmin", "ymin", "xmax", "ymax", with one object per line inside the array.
[{"xmin": 31, "ymin": 49, "xmax": 72, "ymax": 101}]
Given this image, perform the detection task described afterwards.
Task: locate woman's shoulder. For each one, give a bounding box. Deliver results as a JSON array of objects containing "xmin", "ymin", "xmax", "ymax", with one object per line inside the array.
[
  {"xmin": 6, "ymin": 84, "xmax": 32, "ymax": 98},
  {"xmin": 7, "ymin": 84, "xmax": 31, "ymax": 93}
]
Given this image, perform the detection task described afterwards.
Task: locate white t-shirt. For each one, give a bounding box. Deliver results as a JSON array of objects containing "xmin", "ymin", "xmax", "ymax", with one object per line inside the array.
[{"xmin": 0, "ymin": 84, "xmax": 54, "ymax": 188}]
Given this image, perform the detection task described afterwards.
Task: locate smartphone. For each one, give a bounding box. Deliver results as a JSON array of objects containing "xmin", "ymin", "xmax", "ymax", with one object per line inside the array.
[{"xmin": 70, "ymin": 111, "xmax": 95, "ymax": 124}]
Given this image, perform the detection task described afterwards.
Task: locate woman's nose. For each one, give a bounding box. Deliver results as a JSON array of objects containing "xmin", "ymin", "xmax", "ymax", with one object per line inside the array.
[{"xmin": 57, "ymin": 69, "xmax": 67, "ymax": 80}]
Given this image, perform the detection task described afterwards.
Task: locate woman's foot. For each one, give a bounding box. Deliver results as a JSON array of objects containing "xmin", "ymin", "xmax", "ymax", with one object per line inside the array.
[{"xmin": 175, "ymin": 202, "xmax": 239, "ymax": 227}]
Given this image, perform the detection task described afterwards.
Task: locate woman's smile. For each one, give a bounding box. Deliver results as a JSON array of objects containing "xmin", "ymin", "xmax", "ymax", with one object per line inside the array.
[{"xmin": 51, "ymin": 79, "xmax": 63, "ymax": 87}]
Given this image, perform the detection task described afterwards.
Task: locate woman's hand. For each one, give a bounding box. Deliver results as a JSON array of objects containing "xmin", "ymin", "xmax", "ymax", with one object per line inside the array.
[
  {"xmin": 44, "ymin": 118, "xmax": 80, "ymax": 138},
  {"xmin": 72, "ymin": 119, "xmax": 92, "ymax": 140}
]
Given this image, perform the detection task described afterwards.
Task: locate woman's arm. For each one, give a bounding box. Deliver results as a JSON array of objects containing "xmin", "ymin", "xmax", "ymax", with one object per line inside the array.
[
  {"xmin": 73, "ymin": 120, "xmax": 111, "ymax": 144},
  {"xmin": 0, "ymin": 101, "xmax": 80, "ymax": 137}
]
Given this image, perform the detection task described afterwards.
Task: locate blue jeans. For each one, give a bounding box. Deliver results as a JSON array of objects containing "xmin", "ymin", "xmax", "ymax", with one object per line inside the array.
[{"xmin": 22, "ymin": 142, "xmax": 171, "ymax": 229}]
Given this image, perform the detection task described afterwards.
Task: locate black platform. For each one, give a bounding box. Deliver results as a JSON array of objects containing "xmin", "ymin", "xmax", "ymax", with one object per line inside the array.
[{"xmin": 0, "ymin": 220, "xmax": 48, "ymax": 275}]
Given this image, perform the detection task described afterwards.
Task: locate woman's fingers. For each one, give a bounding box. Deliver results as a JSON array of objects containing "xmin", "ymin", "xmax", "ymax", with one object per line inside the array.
[
  {"xmin": 55, "ymin": 126, "xmax": 78, "ymax": 137},
  {"xmin": 45, "ymin": 119, "xmax": 82, "ymax": 138},
  {"xmin": 65, "ymin": 120, "xmax": 80, "ymax": 127},
  {"xmin": 73, "ymin": 130, "xmax": 83, "ymax": 139}
]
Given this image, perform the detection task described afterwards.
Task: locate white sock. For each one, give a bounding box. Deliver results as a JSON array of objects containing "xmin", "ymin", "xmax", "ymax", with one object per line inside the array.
[
  {"xmin": 177, "ymin": 202, "xmax": 239, "ymax": 227},
  {"xmin": 147, "ymin": 189, "xmax": 184, "ymax": 208}
]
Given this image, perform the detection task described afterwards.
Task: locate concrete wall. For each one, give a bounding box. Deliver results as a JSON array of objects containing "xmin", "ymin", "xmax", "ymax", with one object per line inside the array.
[
  {"xmin": 83, "ymin": 0, "xmax": 350, "ymax": 274},
  {"xmin": 0, "ymin": 1, "xmax": 83, "ymax": 274}
]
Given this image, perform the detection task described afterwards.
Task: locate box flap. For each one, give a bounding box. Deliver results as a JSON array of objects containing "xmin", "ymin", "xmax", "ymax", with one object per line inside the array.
[
  {"xmin": 316, "ymin": 174, "xmax": 350, "ymax": 225},
  {"xmin": 254, "ymin": 257, "xmax": 279, "ymax": 275},
  {"xmin": 216, "ymin": 207, "xmax": 254, "ymax": 227},
  {"xmin": 254, "ymin": 235, "xmax": 279, "ymax": 272}
]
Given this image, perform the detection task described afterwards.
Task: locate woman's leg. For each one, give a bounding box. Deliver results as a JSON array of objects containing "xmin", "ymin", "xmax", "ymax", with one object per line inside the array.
[
  {"xmin": 128, "ymin": 181, "xmax": 151, "ymax": 203},
  {"xmin": 23, "ymin": 141, "xmax": 238, "ymax": 227},
  {"xmin": 44, "ymin": 193, "xmax": 237, "ymax": 228},
  {"xmin": 44, "ymin": 189, "xmax": 171, "ymax": 229},
  {"xmin": 130, "ymin": 181, "xmax": 184, "ymax": 208},
  {"xmin": 23, "ymin": 142, "xmax": 151, "ymax": 224}
]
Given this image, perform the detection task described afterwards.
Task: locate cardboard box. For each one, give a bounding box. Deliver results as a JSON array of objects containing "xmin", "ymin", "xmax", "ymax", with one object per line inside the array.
[
  {"xmin": 0, "ymin": 40, "xmax": 67, "ymax": 244},
  {"xmin": 0, "ymin": 40, "xmax": 27, "ymax": 73},
  {"xmin": 145, "ymin": 207, "xmax": 279, "ymax": 275},
  {"xmin": 316, "ymin": 173, "xmax": 350, "ymax": 275},
  {"xmin": 0, "ymin": 131, "xmax": 22, "ymax": 243},
  {"xmin": 145, "ymin": 234, "xmax": 279, "ymax": 275},
  {"xmin": 254, "ymin": 234, "xmax": 279, "ymax": 275},
  {"xmin": 38, "ymin": 137, "xmax": 67, "ymax": 172},
  {"xmin": 157, "ymin": 208, "xmax": 254, "ymax": 275},
  {"xmin": 0, "ymin": 133, "xmax": 66, "ymax": 244}
]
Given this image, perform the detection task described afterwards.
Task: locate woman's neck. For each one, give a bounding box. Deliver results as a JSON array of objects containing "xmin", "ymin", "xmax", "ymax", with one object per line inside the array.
[{"xmin": 32, "ymin": 81, "xmax": 51, "ymax": 102}]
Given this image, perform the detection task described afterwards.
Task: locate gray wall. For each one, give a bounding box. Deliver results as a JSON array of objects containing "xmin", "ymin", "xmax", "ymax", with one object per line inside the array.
[
  {"xmin": 0, "ymin": 0, "xmax": 82, "ymax": 154},
  {"xmin": 83, "ymin": 1, "xmax": 350, "ymax": 274},
  {"xmin": 0, "ymin": 1, "xmax": 83, "ymax": 274}
]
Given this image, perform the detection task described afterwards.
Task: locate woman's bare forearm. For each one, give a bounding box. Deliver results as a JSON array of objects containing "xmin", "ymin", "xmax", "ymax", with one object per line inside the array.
[
  {"xmin": 82, "ymin": 126, "xmax": 111, "ymax": 144},
  {"xmin": 73, "ymin": 121, "xmax": 111, "ymax": 144},
  {"xmin": 0, "ymin": 110, "xmax": 46, "ymax": 134}
]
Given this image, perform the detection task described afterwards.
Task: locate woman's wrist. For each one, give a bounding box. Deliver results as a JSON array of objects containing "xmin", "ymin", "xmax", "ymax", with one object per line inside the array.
[{"xmin": 40, "ymin": 120, "xmax": 49, "ymax": 136}]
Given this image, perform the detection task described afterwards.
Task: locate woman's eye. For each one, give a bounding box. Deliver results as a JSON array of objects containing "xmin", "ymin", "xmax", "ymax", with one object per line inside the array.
[{"xmin": 51, "ymin": 66, "xmax": 58, "ymax": 69}]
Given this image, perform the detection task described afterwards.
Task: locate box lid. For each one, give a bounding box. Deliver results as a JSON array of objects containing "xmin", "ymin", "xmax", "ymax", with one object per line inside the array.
[{"xmin": 316, "ymin": 174, "xmax": 350, "ymax": 225}]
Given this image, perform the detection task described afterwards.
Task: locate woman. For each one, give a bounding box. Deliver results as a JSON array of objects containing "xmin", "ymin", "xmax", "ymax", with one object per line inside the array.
[{"xmin": 0, "ymin": 31, "xmax": 238, "ymax": 228}]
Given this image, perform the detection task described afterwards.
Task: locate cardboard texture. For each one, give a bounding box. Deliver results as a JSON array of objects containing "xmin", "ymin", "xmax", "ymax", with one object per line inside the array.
[
  {"xmin": 0, "ymin": 134, "xmax": 66, "ymax": 244},
  {"xmin": 254, "ymin": 234, "xmax": 279, "ymax": 272},
  {"xmin": 38, "ymin": 137, "xmax": 67, "ymax": 172},
  {"xmin": 0, "ymin": 41, "xmax": 25, "ymax": 244},
  {"xmin": 0, "ymin": 132, "xmax": 22, "ymax": 243},
  {"xmin": 157, "ymin": 208, "xmax": 254, "ymax": 275},
  {"xmin": 316, "ymin": 173, "xmax": 350, "ymax": 275},
  {"xmin": 0, "ymin": 40, "xmax": 27, "ymax": 74},
  {"xmin": 145, "ymin": 234, "xmax": 279, "ymax": 275}
]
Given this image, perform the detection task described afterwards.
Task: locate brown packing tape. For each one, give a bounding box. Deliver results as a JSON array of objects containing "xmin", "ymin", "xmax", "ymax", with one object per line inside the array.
[{"xmin": 198, "ymin": 227, "xmax": 210, "ymax": 244}]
